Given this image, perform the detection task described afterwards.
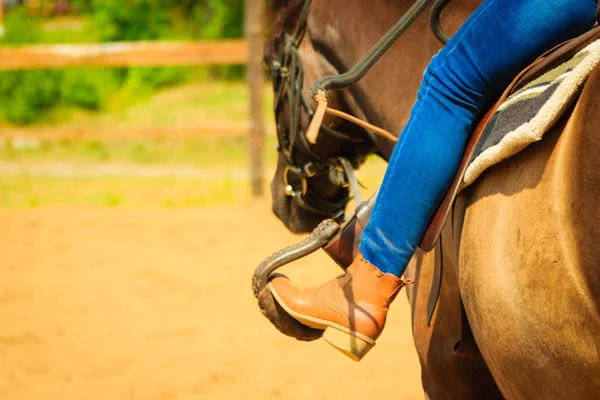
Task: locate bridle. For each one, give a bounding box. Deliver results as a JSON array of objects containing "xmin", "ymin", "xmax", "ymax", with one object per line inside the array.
[
  {"xmin": 269, "ymin": 0, "xmax": 452, "ymax": 219},
  {"xmin": 270, "ymin": 0, "xmax": 367, "ymax": 220}
]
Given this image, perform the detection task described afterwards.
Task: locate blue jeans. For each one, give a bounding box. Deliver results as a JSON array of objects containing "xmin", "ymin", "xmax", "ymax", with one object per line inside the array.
[{"xmin": 359, "ymin": 0, "xmax": 597, "ymax": 276}]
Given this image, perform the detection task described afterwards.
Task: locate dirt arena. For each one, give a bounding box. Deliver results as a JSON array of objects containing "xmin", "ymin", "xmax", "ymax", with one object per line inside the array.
[{"xmin": 0, "ymin": 201, "xmax": 424, "ymax": 400}]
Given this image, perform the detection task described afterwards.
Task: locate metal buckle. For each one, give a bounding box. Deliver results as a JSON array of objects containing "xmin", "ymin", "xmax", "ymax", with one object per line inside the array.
[
  {"xmin": 279, "ymin": 66, "xmax": 289, "ymax": 78},
  {"xmin": 282, "ymin": 166, "xmax": 308, "ymax": 197},
  {"xmin": 302, "ymin": 162, "xmax": 319, "ymax": 178},
  {"xmin": 327, "ymin": 165, "xmax": 349, "ymax": 188}
]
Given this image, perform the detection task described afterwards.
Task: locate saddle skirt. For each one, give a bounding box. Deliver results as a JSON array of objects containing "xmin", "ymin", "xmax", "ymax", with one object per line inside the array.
[{"xmin": 463, "ymin": 38, "xmax": 600, "ymax": 186}]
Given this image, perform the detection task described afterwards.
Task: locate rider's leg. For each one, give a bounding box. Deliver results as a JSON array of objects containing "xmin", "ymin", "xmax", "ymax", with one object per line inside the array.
[
  {"xmin": 270, "ymin": 0, "xmax": 597, "ymax": 360},
  {"xmin": 359, "ymin": 0, "xmax": 597, "ymax": 276}
]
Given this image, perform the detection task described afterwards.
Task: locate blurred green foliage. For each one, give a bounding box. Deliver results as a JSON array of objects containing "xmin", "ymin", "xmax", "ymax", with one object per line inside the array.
[{"xmin": 0, "ymin": 0, "xmax": 245, "ymax": 125}]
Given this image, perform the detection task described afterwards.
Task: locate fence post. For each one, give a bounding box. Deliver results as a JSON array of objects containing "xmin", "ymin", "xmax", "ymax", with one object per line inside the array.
[
  {"xmin": 0, "ymin": 0, "xmax": 5, "ymax": 38},
  {"xmin": 245, "ymin": 0, "xmax": 265, "ymax": 197}
]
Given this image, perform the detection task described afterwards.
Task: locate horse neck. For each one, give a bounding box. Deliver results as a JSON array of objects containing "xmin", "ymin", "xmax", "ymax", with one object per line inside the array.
[{"xmin": 304, "ymin": 0, "xmax": 479, "ymax": 158}]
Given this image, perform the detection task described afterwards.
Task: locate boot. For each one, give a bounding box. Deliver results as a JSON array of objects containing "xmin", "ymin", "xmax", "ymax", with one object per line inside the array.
[{"xmin": 268, "ymin": 252, "xmax": 408, "ymax": 361}]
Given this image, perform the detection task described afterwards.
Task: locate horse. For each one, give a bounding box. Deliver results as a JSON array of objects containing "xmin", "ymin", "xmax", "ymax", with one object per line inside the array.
[{"xmin": 258, "ymin": 0, "xmax": 600, "ymax": 398}]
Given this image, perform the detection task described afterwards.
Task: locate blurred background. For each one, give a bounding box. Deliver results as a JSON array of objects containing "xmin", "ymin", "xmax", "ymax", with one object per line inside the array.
[{"xmin": 0, "ymin": 1, "xmax": 422, "ymax": 399}]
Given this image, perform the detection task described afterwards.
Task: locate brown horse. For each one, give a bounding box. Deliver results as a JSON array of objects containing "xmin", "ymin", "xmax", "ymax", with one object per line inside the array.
[{"xmin": 262, "ymin": 0, "xmax": 600, "ymax": 399}]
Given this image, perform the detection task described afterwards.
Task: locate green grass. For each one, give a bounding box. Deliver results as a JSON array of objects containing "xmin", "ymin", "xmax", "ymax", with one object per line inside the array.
[
  {"xmin": 0, "ymin": 174, "xmax": 251, "ymax": 208},
  {"xmin": 0, "ymin": 79, "xmax": 277, "ymax": 167},
  {"xmin": 0, "ymin": 156, "xmax": 387, "ymax": 209},
  {"xmin": 40, "ymin": 16, "xmax": 96, "ymax": 43},
  {"xmin": 16, "ymin": 79, "xmax": 274, "ymax": 129},
  {"xmin": 0, "ymin": 136, "xmax": 279, "ymax": 168}
]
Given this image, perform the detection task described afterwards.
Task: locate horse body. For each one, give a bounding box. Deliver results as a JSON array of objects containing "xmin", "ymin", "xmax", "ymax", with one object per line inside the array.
[
  {"xmin": 456, "ymin": 66, "xmax": 600, "ymax": 397},
  {"xmin": 264, "ymin": 0, "xmax": 599, "ymax": 398}
]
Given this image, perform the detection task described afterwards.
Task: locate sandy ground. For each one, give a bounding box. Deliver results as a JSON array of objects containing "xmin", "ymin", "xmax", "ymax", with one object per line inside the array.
[{"xmin": 0, "ymin": 201, "xmax": 424, "ymax": 400}]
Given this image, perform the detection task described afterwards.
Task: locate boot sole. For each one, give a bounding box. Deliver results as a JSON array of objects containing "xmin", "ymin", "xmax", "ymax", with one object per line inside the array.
[{"xmin": 268, "ymin": 282, "xmax": 376, "ymax": 361}]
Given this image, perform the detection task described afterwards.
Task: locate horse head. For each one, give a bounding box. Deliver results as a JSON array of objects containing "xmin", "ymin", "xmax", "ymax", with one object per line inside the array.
[{"xmin": 264, "ymin": 0, "xmax": 378, "ymax": 233}]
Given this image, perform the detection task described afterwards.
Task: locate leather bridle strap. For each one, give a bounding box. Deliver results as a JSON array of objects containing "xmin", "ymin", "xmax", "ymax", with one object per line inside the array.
[
  {"xmin": 271, "ymin": 0, "xmax": 372, "ymax": 219},
  {"xmin": 306, "ymin": 90, "xmax": 398, "ymax": 144},
  {"xmin": 338, "ymin": 158, "xmax": 363, "ymax": 206}
]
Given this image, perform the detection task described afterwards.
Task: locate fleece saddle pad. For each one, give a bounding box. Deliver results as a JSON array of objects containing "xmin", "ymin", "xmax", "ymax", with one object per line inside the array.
[{"xmin": 463, "ymin": 39, "xmax": 600, "ymax": 187}]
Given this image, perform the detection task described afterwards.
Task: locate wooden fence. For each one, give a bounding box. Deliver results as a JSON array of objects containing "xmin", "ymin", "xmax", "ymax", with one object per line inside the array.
[
  {"xmin": 0, "ymin": 40, "xmax": 248, "ymax": 70},
  {"xmin": 0, "ymin": 11, "xmax": 266, "ymax": 195}
]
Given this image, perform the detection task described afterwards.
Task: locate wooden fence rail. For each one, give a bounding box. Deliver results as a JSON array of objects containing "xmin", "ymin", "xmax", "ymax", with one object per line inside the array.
[
  {"xmin": 0, "ymin": 39, "xmax": 248, "ymax": 70},
  {"xmin": 1, "ymin": 124, "xmax": 276, "ymax": 141},
  {"xmin": 0, "ymin": 35, "xmax": 265, "ymax": 196}
]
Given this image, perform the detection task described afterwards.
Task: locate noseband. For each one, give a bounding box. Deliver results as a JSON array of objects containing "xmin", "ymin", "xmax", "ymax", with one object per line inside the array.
[{"xmin": 270, "ymin": 0, "xmax": 366, "ymax": 219}]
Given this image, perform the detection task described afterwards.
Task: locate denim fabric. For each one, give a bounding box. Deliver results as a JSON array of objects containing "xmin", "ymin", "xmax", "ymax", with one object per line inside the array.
[{"xmin": 359, "ymin": 0, "xmax": 597, "ymax": 276}]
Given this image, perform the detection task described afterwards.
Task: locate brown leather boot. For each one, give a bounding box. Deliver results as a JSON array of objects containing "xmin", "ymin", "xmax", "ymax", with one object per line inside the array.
[{"xmin": 268, "ymin": 252, "xmax": 408, "ymax": 361}]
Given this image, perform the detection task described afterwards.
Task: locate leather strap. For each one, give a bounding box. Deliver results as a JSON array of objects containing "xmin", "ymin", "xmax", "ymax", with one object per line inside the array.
[
  {"xmin": 306, "ymin": 90, "xmax": 398, "ymax": 144},
  {"xmin": 426, "ymin": 239, "xmax": 443, "ymax": 326}
]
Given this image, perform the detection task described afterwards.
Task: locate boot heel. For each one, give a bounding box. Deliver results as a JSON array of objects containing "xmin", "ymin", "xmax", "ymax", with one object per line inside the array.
[{"xmin": 323, "ymin": 327, "xmax": 375, "ymax": 361}]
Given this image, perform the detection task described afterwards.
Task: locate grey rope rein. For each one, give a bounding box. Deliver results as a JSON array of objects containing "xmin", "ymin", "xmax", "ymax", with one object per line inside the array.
[{"xmin": 430, "ymin": 0, "xmax": 453, "ymax": 44}]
